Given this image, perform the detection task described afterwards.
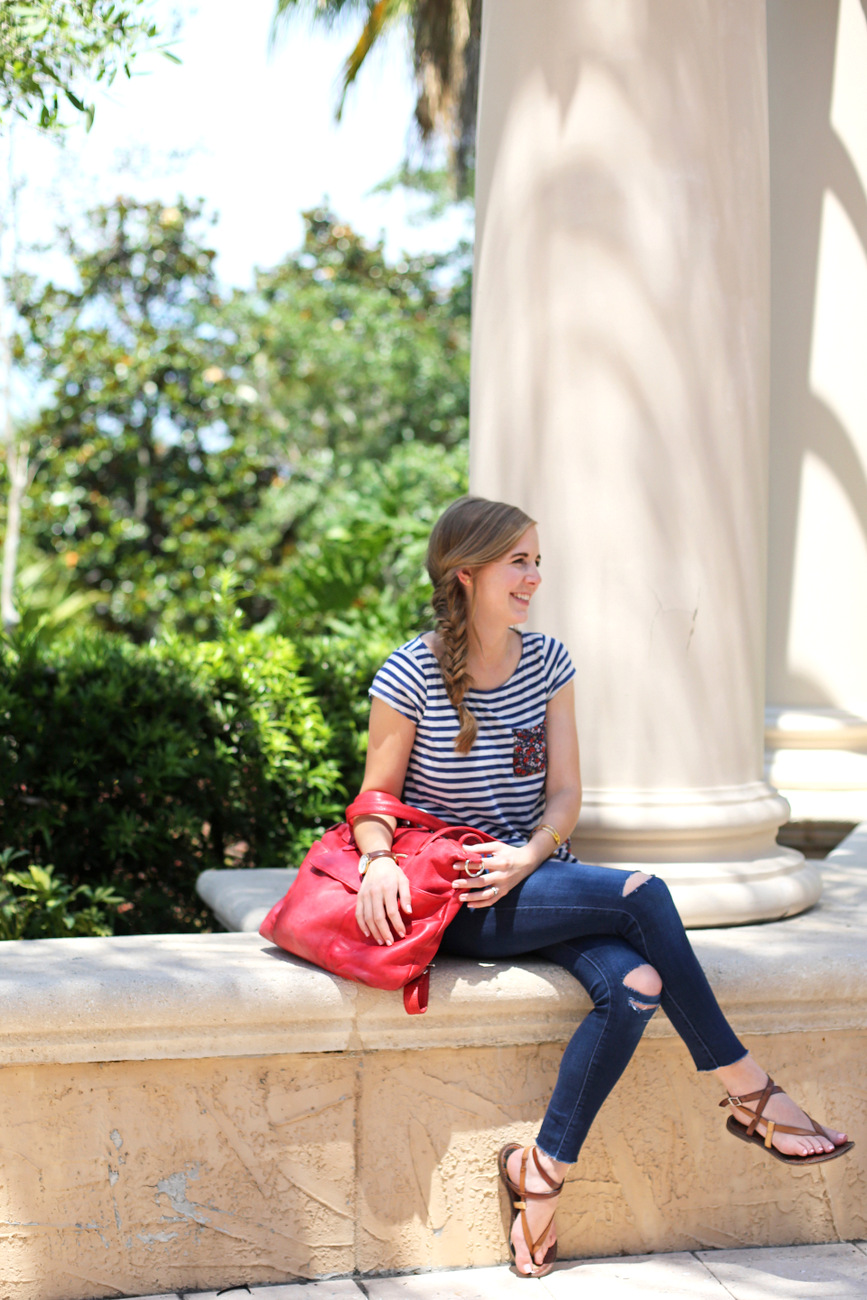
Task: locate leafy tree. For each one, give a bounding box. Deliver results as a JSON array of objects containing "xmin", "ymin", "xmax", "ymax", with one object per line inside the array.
[
  {"xmin": 226, "ymin": 206, "xmax": 470, "ymax": 573},
  {"xmin": 14, "ymin": 200, "xmax": 470, "ymax": 636},
  {"xmin": 264, "ymin": 438, "xmax": 468, "ymax": 641},
  {"xmin": 232, "ymin": 204, "xmax": 470, "ymax": 466},
  {"xmin": 14, "ymin": 198, "xmax": 278, "ymax": 636},
  {"xmin": 0, "ymin": 0, "xmax": 172, "ymax": 131},
  {"xmin": 0, "ymin": 2, "xmax": 172, "ymax": 630},
  {"xmin": 271, "ymin": 0, "xmax": 481, "ymax": 194},
  {"xmin": 372, "ymin": 159, "xmax": 474, "ymax": 224},
  {"xmin": 0, "ymin": 220, "xmax": 29, "ymax": 635},
  {"xmin": 6, "ymin": 548, "xmax": 98, "ymax": 648},
  {"xmin": 271, "ymin": 438, "xmax": 469, "ymax": 796}
]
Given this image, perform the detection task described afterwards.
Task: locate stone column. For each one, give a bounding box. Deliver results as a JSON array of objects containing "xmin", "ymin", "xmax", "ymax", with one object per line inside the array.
[
  {"xmin": 470, "ymin": 0, "xmax": 820, "ymax": 924},
  {"xmin": 765, "ymin": 0, "xmax": 867, "ymax": 829}
]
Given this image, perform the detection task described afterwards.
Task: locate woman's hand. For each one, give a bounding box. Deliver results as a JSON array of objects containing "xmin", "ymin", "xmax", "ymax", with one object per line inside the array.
[
  {"xmin": 452, "ymin": 840, "xmax": 539, "ymax": 909},
  {"xmin": 356, "ymin": 857, "xmax": 413, "ymax": 945}
]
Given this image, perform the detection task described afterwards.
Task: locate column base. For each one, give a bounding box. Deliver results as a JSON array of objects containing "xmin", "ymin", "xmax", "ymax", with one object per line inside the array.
[
  {"xmin": 644, "ymin": 849, "xmax": 819, "ymax": 928},
  {"xmin": 571, "ymin": 781, "xmax": 821, "ymax": 927},
  {"xmin": 765, "ymin": 706, "xmax": 867, "ymax": 823}
]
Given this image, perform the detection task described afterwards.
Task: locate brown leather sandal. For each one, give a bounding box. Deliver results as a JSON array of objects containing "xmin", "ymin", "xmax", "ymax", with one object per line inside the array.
[
  {"xmin": 720, "ymin": 1076, "xmax": 854, "ymax": 1165},
  {"xmin": 497, "ymin": 1144, "xmax": 563, "ymax": 1278}
]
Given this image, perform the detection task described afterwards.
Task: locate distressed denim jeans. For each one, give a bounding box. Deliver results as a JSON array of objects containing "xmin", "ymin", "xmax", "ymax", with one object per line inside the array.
[{"xmin": 440, "ymin": 861, "xmax": 746, "ymax": 1163}]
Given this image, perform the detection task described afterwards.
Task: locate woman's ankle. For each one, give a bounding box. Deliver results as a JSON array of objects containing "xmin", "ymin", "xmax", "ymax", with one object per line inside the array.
[
  {"xmin": 716, "ymin": 1053, "xmax": 767, "ymax": 1096},
  {"xmin": 532, "ymin": 1147, "xmax": 570, "ymax": 1186}
]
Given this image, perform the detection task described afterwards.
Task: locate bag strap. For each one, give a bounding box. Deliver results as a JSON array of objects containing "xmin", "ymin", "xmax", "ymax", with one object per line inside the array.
[
  {"xmin": 403, "ymin": 968, "xmax": 430, "ymax": 1015},
  {"xmin": 346, "ymin": 789, "xmax": 450, "ymax": 834}
]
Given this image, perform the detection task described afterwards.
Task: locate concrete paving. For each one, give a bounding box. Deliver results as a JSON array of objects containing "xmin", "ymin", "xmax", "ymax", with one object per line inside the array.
[{"xmin": 127, "ymin": 1241, "xmax": 867, "ymax": 1300}]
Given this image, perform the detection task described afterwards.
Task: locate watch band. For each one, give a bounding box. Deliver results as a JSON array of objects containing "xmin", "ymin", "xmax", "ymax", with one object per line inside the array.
[{"xmin": 358, "ymin": 849, "xmax": 406, "ymax": 877}]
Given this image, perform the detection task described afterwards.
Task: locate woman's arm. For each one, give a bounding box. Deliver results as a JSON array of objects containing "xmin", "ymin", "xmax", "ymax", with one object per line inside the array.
[
  {"xmin": 457, "ymin": 680, "xmax": 582, "ymax": 909},
  {"xmin": 353, "ymin": 696, "xmax": 418, "ymax": 946},
  {"xmin": 535, "ymin": 677, "xmax": 583, "ymax": 854}
]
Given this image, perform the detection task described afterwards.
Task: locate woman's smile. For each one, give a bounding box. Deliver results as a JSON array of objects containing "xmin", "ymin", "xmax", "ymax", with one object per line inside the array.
[{"xmin": 467, "ymin": 523, "xmax": 541, "ymax": 627}]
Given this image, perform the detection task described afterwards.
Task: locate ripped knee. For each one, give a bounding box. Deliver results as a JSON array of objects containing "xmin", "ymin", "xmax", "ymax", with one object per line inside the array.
[
  {"xmin": 623, "ymin": 962, "xmax": 662, "ymax": 1014},
  {"xmin": 627, "ymin": 997, "xmax": 658, "ymax": 1013},
  {"xmin": 622, "ymin": 871, "xmax": 653, "ymax": 897}
]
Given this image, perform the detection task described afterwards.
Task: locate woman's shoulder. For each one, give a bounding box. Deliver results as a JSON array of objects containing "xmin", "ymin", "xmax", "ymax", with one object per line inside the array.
[
  {"xmin": 384, "ymin": 634, "xmax": 439, "ymax": 673},
  {"xmin": 370, "ymin": 636, "xmax": 438, "ymax": 724},
  {"xmin": 372, "ymin": 633, "xmax": 448, "ymax": 693},
  {"xmin": 519, "ymin": 630, "xmax": 572, "ymax": 662},
  {"xmin": 519, "ymin": 631, "xmax": 576, "ymax": 696}
]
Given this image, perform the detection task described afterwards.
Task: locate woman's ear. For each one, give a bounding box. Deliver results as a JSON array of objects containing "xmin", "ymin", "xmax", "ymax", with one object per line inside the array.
[{"xmin": 456, "ymin": 568, "xmax": 473, "ymax": 588}]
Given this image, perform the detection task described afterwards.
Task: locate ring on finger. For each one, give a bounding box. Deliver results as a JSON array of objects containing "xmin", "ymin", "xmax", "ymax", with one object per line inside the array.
[{"xmin": 489, "ymin": 885, "xmax": 499, "ymax": 896}]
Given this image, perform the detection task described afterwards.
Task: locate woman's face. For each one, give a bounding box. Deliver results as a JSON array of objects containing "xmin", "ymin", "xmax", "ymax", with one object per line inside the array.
[{"xmin": 461, "ymin": 524, "xmax": 541, "ymax": 628}]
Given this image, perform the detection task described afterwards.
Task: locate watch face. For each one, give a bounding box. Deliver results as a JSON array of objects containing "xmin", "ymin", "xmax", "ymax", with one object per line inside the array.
[{"xmin": 358, "ymin": 854, "xmax": 370, "ymax": 876}]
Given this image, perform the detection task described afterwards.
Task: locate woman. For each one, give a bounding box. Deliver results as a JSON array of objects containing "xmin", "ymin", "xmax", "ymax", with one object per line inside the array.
[{"xmin": 351, "ymin": 496, "xmax": 851, "ymax": 1279}]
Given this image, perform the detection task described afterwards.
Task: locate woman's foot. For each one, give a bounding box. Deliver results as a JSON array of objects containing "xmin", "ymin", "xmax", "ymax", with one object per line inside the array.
[
  {"xmin": 717, "ymin": 1058, "xmax": 850, "ymax": 1160},
  {"xmin": 503, "ymin": 1146, "xmax": 568, "ymax": 1276},
  {"xmin": 727, "ymin": 1091, "xmax": 848, "ymax": 1159}
]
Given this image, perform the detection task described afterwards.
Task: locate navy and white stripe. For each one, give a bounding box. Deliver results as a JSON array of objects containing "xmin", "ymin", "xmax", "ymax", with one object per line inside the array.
[{"xmin": 369, "ymin": 632, "xmax": 575, "ymax": 851}]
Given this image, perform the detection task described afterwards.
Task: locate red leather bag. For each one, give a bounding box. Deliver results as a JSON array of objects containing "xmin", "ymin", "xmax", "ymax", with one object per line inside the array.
[{"xmin": 259, "ymin": 790, "xmax": 494, "ymax": 1013}]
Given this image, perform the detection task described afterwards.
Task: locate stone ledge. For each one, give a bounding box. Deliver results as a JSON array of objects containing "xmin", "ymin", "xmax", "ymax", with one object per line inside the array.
[
  {"xmin": 765, "ymin": 707, "xmax": 867, "ymax": 823},
  {"xmin": 0, "ymin": 824, "xmax": 864, "ymax": 1067},
  {"xmin": 197, "ymin": 865, "xmax": 297, "ymax": 932},
  {"xmin": 0, "ymin": 931, "xmax": 354, "ymax": 1064}
]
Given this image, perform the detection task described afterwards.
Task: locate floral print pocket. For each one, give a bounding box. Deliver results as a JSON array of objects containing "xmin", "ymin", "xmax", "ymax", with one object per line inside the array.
[{"xmin": 513, "ymin": 723, "xmax": 547, "ymax": 777}]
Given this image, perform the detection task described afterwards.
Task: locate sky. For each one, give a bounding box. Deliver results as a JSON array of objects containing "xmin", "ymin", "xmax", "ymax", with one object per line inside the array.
[{"xmin": 13, "ymin": 0, "xmax": 472, "ymax": 290}]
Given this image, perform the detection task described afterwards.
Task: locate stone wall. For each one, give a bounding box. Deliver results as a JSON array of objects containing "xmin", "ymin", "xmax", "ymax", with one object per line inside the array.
[{"xmin": 1, "ymin": 828, "xmax": 865, "ymax": 1300}]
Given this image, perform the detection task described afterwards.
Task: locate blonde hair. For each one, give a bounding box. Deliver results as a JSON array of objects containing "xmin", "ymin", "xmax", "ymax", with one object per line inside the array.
[{"xmin": 427, "ymin": 496, "xmax": 536, "ymax": 754}]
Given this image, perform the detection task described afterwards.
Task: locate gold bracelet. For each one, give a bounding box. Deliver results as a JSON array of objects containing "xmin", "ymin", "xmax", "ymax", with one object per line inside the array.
[{"xmin": 533, "ymin": 822, "xmax": 561, "ymax": 848}]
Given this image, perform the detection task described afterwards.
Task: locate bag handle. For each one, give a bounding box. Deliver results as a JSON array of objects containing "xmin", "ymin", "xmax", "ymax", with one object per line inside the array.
[
  {"xmin": 345, "ymin": 789, "xmax": 450, "ymax": 834},
  {"xmin": 403, "ymin": 968, "xmax": 430, "ymax": 1014}
]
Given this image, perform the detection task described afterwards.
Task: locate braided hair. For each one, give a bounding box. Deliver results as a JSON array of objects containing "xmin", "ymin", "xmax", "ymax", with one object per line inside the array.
[{"xmin": 427, "ymin": 496, "xmax": 536, "ymax": 754}]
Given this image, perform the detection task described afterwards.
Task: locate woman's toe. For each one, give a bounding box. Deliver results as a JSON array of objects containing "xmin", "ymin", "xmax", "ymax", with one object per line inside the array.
[
  {"xmin": 510, "ymin": 1225, "xmax": 529, "ymax": 1273},
  {"xmin": 535, "ymin": 1229, "xmax": 556, "ymax": 1266}
]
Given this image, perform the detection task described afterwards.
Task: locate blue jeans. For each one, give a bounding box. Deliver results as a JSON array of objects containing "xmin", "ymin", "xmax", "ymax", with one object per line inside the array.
[{"xmin": 440, "ymin": 861, "xmax": 746, "ymax": 1163}]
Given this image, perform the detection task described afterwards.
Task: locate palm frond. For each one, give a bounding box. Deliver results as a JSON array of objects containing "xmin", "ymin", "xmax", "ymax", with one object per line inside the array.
[
  {"xmin": 268, "ymin": 0, "xmax": 481, "ymax": 195},
  {"xmin": 269, "ymin": 0, "xmax": 371, "ymax": 51},
  {"xmin": 455, "ymin": 0, "xmax": 480, "ymax": 194},
  {"xmin": 335, "ymin": 0, "xmax": 407, "ymax": 120},
  {"xmin": 410, "ymin": 0, "xmax": 478, "ymax": 196}
]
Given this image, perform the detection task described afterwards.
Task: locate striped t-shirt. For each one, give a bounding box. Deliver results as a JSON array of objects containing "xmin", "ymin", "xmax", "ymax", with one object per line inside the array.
[{"xmin": 369, "ymin": 632, "xmax": 576, "ymax": 851}]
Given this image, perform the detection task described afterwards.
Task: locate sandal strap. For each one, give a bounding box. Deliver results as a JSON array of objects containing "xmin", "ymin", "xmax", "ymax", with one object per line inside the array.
[
  {"xmin": 728, "ymin": 1076, "xmax": 778, "ymax": 1136},
  {"xmin": 517, "ymin": 1148, "xmax": 562, "ymax": 1261},
  {"xmin": 531, "ymin": 1146, "xmax": 564, "ymax": 1193},
  {"xmin": 523, "ymin": 1210, "xmax": 556, "ymax": 1258},
  {"xmin": 520, "ymin": 1147, "xmax": 562, "ymax": 1200},
  {"xmin": 718, "ymin": 1077, "xmax": 782, "ymax": 1112},
  {"xmin": 719, "ymin": 1077, "xmax": 829, "ymax": 1147},
  {"xmin": 504, "ymin": 1147, "xmax": 562, "ymax": 1201},
  {"xmin": 741, "ymin": 1113, "xmax": 826, "ymax": 1141}
]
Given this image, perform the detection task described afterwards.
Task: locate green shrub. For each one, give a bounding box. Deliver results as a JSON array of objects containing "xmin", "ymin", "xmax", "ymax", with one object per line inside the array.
[
  {"xmin": 261, "ymin": 441, "xmax": 468, "ymax": 643},
  {"xmin": 299, "ymin": 629, "xmax": 399, "ymax": 802},
  {"xmin": 0, "ymin": 439, "xmax": 470, "ymax": 936},
  {"xmin": 0, "ymin": 850, "xmax": 125, "ymax": 941},
  {"xmin": 253, "ymin": 442, "xmax": 469, "ymax": 801},
  {"xmin": 0, "ymin": 621, "xmax": 341, "ymax": 933}
]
